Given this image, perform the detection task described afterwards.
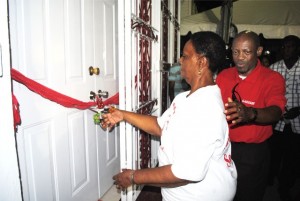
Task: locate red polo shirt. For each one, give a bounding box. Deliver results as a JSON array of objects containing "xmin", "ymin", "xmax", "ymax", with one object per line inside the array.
[{"xmin": 216, "ymin": 61, "xmax": 286, "ymax": 143}]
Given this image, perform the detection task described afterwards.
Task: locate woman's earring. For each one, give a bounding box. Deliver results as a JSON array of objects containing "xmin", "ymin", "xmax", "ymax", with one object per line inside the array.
[{"xmin": 198, "ymin": 69, "xmax": 202, "ymax": 76}]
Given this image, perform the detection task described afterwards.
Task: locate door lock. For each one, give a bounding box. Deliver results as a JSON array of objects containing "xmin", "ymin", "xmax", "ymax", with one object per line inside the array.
[
  {"xmin": 98, "ymin": 90, "xmax": 108, "ymax": 98},
  {"xmin": 90, "ymin": 91, "xmax": 96, "ymax": 100},
  {"xmin": 90, "ymin": 90, "xmax": 109, "ymax": 100}
]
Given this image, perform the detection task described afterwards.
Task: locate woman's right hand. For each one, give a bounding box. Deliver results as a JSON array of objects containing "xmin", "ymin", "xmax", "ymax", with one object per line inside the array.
[{"xmin": 101, "ymin": 108, "xmax": 124, "ymax": 130}]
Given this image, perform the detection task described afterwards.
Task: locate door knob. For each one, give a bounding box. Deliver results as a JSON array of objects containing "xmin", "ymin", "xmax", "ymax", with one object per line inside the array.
[
  {"xmin": 90, "ymin": 91, "xmax": 96, "ymax": 100},
  {"xmin": 89, "ymin": 66, "xmax": 100, "ymax": 75}
]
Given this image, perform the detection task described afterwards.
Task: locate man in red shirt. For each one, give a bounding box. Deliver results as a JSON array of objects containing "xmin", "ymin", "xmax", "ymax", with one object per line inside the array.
[{"xmin": 216, "ymin": 30, "xmax": 286, "ymax": 201}]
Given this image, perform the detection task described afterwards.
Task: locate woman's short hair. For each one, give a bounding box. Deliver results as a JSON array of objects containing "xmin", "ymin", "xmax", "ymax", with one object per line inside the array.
[{"xmin": 190, "ymin": 31, "xmax": 226, "ymax": 73}]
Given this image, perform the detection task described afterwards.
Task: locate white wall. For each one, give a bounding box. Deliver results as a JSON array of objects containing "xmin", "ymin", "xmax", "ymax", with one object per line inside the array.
[{"xmin": 0, "ymin": 0, "xmax": 22, "ymax": 200}]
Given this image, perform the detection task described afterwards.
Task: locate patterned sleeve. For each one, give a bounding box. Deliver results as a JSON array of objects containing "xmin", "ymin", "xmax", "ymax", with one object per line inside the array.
[{"xmin": 264, "ymin": 71, "xmax": 286, "ymax": 113}]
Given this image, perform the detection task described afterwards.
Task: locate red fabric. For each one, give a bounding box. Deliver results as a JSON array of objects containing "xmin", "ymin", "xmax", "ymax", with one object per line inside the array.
[
  {"xmin": 216, "ymin": 61, "xmax": 286, "ymax": 143},
  {"xmin": 12, "ymin": 93, "xmax": 21, "ymax": 131},
  {"xmin": 11, "ymin": 68, "xmax": 97, "ymax": 109},
  {"xmin": 11, "ymin": 68, "xmax": 119, "ymax": 131}
]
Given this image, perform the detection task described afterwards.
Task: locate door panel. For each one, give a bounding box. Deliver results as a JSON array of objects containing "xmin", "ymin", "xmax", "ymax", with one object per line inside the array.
[
  {"xmin": 94, "ymin": 0, "xmax": 120, "ymax": 196},
  {"xmin": 23, "ymin": 122, "xmax": 55, "ymax": 201},
  {"xmin": 66, "ymin": 3, "xmax": 83, "ymax": 80}
]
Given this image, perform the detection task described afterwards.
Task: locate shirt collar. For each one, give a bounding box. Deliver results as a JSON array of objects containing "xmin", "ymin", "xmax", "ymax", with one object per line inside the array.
[{"xmin": 234, "ymin": 59, "xmax": 262, "ymax": 84}]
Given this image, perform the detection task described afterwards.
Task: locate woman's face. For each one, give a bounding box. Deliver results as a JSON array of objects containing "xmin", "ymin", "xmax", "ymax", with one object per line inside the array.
[
  {"xmin": 179, "ymin": 40, "xmax": 198, "ymax": 84},
  {"xmin": 231, "ymin": 36, "xmax": 261, "ymax": 76}
]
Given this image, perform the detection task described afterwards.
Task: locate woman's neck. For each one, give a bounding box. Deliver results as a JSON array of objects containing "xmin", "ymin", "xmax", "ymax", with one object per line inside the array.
[{"xmin": 188, "ymin": 75, "xmax": 215, "ymax": 95}]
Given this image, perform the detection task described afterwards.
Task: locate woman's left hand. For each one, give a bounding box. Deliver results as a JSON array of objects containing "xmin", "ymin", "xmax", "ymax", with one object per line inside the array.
[{"xmin": 113, "ymin": 169, "xmax": 134, "ymax": 191}]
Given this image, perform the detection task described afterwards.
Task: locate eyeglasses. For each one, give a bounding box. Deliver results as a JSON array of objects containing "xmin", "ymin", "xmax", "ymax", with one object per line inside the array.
[{"xmin": 232, "ymin": 83, "xmax": 241, "ymax": 102}]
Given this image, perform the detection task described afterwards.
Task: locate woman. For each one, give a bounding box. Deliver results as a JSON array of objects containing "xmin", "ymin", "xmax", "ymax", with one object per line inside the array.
[{"xmin": 101, "ymin": 31, "xmax": 237, "ymax": 201}]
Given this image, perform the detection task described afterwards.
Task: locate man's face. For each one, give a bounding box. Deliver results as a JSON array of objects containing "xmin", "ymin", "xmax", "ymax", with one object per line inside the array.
[
  {"xmin": 282, "ymin": 40, "xmax": 298, "ymax": 60},
  {"xmin": 231, "ymin": 36, "xmax": 260, "ymax": 76}
]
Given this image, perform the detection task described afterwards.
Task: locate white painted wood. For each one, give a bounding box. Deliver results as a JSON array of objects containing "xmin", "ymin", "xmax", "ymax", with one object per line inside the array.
[
  {"xmin": 0, "ymin": 0, "xmax": 23, "ymax": 200},
  {"xmin": 92, "ymin": 0, "xmax": 120, "ymax": 197},
  {"xmin": 120, "ymin": 0, "xmax": 135, "ymax": 200},
  {"xmin": 9, "ymin": 0, "xmax": 119, "ymax": 200},
  {"xmin": 151, "ymin": 0, "xmax": 163, "ymax": 169}
]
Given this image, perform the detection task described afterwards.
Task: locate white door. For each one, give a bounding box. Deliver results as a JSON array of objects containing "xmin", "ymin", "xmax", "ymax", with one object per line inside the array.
[
  {"xmin": 9, "ymin": 0, "xmax": 119, "ymax": 200},
  {"xmin": 93, "ymin": 0, "xmax": 120, "ymax": 195}
]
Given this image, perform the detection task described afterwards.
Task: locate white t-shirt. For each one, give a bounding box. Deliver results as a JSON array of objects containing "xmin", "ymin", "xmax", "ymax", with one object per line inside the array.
[{"xmin": 157, "ymin": 85, "xmax": 237, "ymax": 201}]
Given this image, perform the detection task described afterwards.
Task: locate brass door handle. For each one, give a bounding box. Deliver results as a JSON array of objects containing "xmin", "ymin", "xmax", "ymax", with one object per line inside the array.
[{"xmin": 89, "ymin": 66, "xmax": 100, "ymax": 75}]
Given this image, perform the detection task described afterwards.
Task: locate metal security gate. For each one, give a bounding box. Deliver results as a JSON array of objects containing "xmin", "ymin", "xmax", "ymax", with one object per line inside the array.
[
  {"xmin": 118, "ymin": 0, "xmax": 179, "ymax": 200},
  {"xmin": 161, "ymin": 0, "xmax": 180, "ymax": 111}
]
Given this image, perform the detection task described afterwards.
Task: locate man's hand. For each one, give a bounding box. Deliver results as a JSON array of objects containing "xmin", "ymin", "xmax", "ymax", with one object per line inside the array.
[
  {"xmin": 284, "ymin": 107, "xmax": 300, "ymax": 119},
  {"xmin": 224, "ymin": 97, "xmax": 256, "ymax": 125}
]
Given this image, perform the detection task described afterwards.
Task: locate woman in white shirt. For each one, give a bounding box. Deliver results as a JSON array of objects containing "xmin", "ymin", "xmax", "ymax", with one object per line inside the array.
[{"xmin": 101, "ymin": 31, "xmax": 237, "ymax": 201}]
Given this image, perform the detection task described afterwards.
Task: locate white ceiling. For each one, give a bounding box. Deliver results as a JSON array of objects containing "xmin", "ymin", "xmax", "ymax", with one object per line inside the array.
[{"xmin": 180, "ymin": 0, "xmax": 300, "ymax": 38}]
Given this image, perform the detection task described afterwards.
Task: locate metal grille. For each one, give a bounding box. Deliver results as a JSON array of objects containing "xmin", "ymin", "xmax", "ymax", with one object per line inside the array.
[{"xmin": 132, "ymin": 0, "xmax": 157, "ymax": 169}]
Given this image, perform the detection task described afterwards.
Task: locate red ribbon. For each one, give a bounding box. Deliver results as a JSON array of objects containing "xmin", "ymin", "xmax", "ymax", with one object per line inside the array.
[
  {"xmin": 11, "ymin": 68, "xmax": 119, "ymax": 130},
  {"xmin": 12, "ymin": 94, "xmax": 21, "ymax": 132}
]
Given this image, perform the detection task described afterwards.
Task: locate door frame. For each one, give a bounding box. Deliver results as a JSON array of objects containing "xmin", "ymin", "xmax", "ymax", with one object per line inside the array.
[
  {"xmin": 0, "ymin": 0, "xmax": 22, "ymax": 200},
  {"xmin": 118, "ymin": 0, "xmax": 163, "ymax": 200}
]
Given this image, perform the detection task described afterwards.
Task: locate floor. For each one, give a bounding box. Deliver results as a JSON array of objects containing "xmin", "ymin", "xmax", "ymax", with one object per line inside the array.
[
  {"xmin": 99, "ymin": 179, "xmax": 285, "ymax": 201},
  {"xmin": 99, "ymin": 186, "xmax": 120, "ymax": 201},
  {"xmin": 263, "ymin": 179, "xmax": 281, "ymax": 201}
]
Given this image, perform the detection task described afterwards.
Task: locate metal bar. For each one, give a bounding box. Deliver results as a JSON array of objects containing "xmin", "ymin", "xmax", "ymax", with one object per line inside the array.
[{"xmin": 134, "ymin": 99, "xmax": 157, "ymax": 112}]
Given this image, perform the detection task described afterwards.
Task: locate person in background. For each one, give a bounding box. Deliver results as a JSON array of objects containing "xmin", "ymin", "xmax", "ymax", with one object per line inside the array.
[
  {"xmin": 269, "ymin": 35, "xmax": 300, "ymax": 201},
  {"xmin": 101, "ymin": 31, "xmax": 237, "ymax": 201},
  {"xmin": 216, "ymin": 30, "xmax": 286, "ymax": 201},
  {"xmin": 169, "ymin": 63, "xmax": 184, "ymax": 102},
  {"xmin": 260, "ymin": 54, "xmax": 271, "ymax": 67}
]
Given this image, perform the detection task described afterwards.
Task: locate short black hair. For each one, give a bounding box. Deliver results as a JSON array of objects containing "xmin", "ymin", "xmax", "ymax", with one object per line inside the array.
[
  {"xmin": 190, "ymin": 31, "xmax": 226, "ymax": 73},
  {"xmin": 283, "ymin": 35, "xmax": 299, "ymax": 46},
  {"xmin": 234, "ymin": 30, "xmax": 261, "ymax": 49}
]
